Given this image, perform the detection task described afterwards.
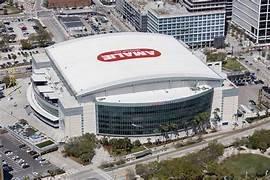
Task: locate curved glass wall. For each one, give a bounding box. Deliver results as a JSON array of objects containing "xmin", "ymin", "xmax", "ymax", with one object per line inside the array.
[{"xmin": 96, "ymin": 89, "xmax": 214, "ymax": 136}]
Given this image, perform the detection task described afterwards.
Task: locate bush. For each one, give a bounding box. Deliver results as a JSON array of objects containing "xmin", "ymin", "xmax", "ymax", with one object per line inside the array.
[
  {"xmin": 248, "ymin": 129, "xmax": 270, "ymax": 152},
  {"xmin": 115, "ymin": 159, "xmax": 125, "ymax": 166},
  {"xmin": 100, "ymin": 162, "xmax": 114, "ymax": 169},
  {"xmin": 20, "ymin": 39, "xmax": 32, "ymax": 50},
  {"xmin": 2, "ymin": 75, "xmax": 16, "ymax": 87},
  {"xmin": 133, "ymin": 140, "xmax": 141, "ymax": 147},
  {"xmin": 64, "ymin": 133, "xmax": 97, "ymax": 164}
]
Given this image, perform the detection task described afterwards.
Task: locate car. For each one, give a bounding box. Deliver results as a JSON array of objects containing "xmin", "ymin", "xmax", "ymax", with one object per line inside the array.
[
  {"xmin": 249, "ymin": 63, "xmax": 253, "ymax": 65},
  {"xmin": 249, "ymin": 100, "xmax": 256, "ymax": 106},
  {"xmin": 12, "ymin": 155, "xmax": 19, "ymax": 160},
  {"xmin": 18, "ymin": 144, "xmax": 26, "ymax": 148},
  {"xmin": 28, "ymin": 150, "xmax": 38, "ymax": 156},
  {"xmin": 0, "ymin": 144, "xmax": 3, "ymax": 148},
  {"xmin": 4, "ymin": 150, "xmax": 13, "ymax": 156},
  {"xmin": 32, "ymin": 154, "xmax": 39, "ymax": 159},
  {"xmin": 26, "ymin": 149, "xmax": 32, "ymax": 153},
  {"xmin": 3, "ymin": 21, "xmax": 10, "ymax": 25},
  {"xmin": 21, "ymin": 163, "xmax": 30, "ymax": 168},
  {"xmin": 17, "ymin": 159, "xmax": 25, "ymax": 164},
  {"xmin": 33, "ymin": 172, "xmax": 39, "ymax": 176}
]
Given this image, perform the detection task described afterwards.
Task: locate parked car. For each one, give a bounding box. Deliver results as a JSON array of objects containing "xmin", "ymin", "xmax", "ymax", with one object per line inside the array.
[{"xmin": 4, "ymin": 150, "xmax": 13, "ymax": 156}]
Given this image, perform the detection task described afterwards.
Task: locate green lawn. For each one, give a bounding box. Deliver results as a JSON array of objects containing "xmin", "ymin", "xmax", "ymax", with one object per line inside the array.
[
  {"xmin": 221, "ymin": 154, "xmax": 270, "ymax": 177},
  {"xmin": 223, "ymin": 57, "xmax": 246, "ymax": 71},
  {"xmin": 36, "ymin": 140, "xmax": 54, "ymax": 148}
]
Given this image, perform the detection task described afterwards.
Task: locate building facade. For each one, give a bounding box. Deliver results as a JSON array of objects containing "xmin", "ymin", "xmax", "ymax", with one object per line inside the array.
[
  {"xmin": 115, "ymin": 0, "xmax": 148, "ymax": 32},
  {"xmin": 147, "ymin": 10, "xmax": 225, "ymax": 48},
  {"xmin": 232, "ymin": 0, "xmax": 270, "ymax": 44},
  {"xmin": 27, "ymin": 33, "xmax": 238, "ymax": 141},
  {"xmin": 116, "ymin": 0, "xmax": 226, "ymax": 47}
]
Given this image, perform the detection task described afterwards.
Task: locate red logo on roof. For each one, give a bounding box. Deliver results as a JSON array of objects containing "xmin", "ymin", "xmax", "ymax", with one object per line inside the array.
[{"xmin": 97, "ymin": 48, "xmax": 161, "ymax": 62}]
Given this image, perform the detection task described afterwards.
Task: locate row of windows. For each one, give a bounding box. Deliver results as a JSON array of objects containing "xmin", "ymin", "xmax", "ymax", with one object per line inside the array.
[
  {"xmin": 157, "ymin": 14, "xmax": 225, "ymax": 23},
  {"xmin": 155, "ymin": 26, "xmax": 224, "ymax": 33},
  {"xmin": 155, "ymin": 21, "xmax": 224, "ymax": 29},
  {"xmin": 97, "ymin": 90, "xmax": 214, "ymax": 136}
]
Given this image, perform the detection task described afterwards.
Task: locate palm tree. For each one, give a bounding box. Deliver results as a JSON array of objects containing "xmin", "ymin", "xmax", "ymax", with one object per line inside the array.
[
  {"xmin": 184, "ymin": 123, "xmax": 189, "ymax": 137},
  {"xmin": 169, "ymin": 123, "xmax": 178, "ymax": 138},
  {"xmin": 159, "ymin": 124, "xmax": 169, "ymax": 142},
  {"xmin": 199, "ymin": 112, "xmax": 210, "ymax": 132},
  {"xmin": 212, "ymin": 108, "xmax": 221, "ymax": 130},
  {"xmin": 192, "ymin": 114, "xmax": 201, "ymax": 134},
  {"xmin": 192, "ymin": 112, "xmax": 210, "ymax": 134}
]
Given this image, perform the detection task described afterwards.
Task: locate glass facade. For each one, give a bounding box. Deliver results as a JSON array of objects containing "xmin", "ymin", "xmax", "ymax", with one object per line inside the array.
[
  {"xmin": 96, "ymin": 89, "xmax": 213, "ymax": 136},
  {"xmin": 147, "ymin": 11, "xmax": 225, "ymax": 47}
]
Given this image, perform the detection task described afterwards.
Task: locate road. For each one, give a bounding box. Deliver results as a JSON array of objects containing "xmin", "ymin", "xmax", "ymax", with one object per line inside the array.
[
  {"xmin": 63, "ymin": 168, "xmax": 113, "ymax": 180},
  {"xmin": 67, "ymin": 118, "xmax": 270, "ymax": 179},
  {"xmin": 106, "ymin": 119, "xmax": 270, "ymax": 179},
  {"xmin": 33, "ymin": 0, "xmax": 45, "ymax": 11},
  {"xmin": 226, "ymin": 33, "xmax": 270, "ymax": 85},
  {"xmin": 38, "ymin": 15, "xmax": 69, "ymax": 42}
]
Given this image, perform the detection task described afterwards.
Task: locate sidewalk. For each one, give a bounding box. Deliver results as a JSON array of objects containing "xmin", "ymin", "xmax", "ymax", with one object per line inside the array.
[{"xmin": 0, "ymin": 78, "xmax": 65, "ymax": 142}]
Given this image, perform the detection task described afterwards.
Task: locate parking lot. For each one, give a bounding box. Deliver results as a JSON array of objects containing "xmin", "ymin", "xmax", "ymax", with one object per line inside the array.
[
  {"xmin": 1, "ymin": 18, "xmax": 37, "ymax": 41},
  {"xmin": 57, "ymin": 13, "xmax": 118, "ymax": 38},
  {"xmin": 0, "ymin": 132, "xmax": 56, "ymax": 179}
]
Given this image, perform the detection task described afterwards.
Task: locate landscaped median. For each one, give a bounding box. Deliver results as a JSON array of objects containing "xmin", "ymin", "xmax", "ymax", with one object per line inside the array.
[
  {"xmin": 36, "ymin": 140, "xmax": 55, "ymax": 148},
  {"xmin": 205, "ymin": 51, "xmax": 246, "ymax": 72}
]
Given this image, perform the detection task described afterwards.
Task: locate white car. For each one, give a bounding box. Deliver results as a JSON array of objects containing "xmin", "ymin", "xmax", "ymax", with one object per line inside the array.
[{"xmin": 12, "ymin": 155, "xmax": 19, "ymax": 160}]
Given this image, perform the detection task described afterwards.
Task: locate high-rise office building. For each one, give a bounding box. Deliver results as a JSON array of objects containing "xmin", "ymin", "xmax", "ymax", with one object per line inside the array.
[
  {"xmin": 232, "ymin": 0, "xmax": 270, "ymax": 44},
  {"xmin": 116, "ymin": 0, "xmax": 226, "ymax": 48}
]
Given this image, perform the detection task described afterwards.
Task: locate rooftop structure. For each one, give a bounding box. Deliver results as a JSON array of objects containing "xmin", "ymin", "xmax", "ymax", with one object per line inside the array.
[
  {"xmin": 28, "ymin": 32, "xmax": 238, "ymax": 139},
  {"xmin": 46, "ymin": 32, "xmax": 222, "ymax": 96}
]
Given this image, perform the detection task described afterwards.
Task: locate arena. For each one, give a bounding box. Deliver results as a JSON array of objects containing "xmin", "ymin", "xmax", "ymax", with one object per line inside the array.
[{"xmin": 27, "ymin": 32, "xmax": 238, "ymax": 139}]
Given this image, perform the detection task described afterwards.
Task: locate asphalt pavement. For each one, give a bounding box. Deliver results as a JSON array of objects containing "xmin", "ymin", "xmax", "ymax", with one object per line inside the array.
[{"xmin": 0, "ymin": 132, "xmax": 55, "ymax": 178}]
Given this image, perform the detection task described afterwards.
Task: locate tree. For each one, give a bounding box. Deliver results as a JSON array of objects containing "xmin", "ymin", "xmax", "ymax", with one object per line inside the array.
[
  {"xmin": 29, "ymin": 30, "xmax": 52, "ymax": 47},
  {"xmin": 267, "ymin": 53, "xmax": 270, "ymax": 60},
  {"xmin": 135, "ymin": 164, "xmax": 152, "ymax": 179},
  {"xmin": 11, "ymin": 54, "xmax": 17, "ymax": 60},
  {"xmin": 192, "ymin": 112, "xmax": 210, "ymax": 134},
  {"xmin": 20, "ymin": 39, "xmax": 32, "ymax": 50},
  {"xmin": 100, "ymin": 137, "xmax": 109, "ymax": 146},
  {"xmin": 262, "ymin": 51, "xmax": 266, "ymax": 57},
  {"xmin": 133, "ymin": 139, "xmax": 141, "ymax": 147},
  {"xmin": 64, "ymin": 133, "xmax": 97, "ymax": 164},
  {"xmin": 2, "ymin": 75, "xmax": 16, "ymax": 88},
  {"xmin": 212, "ymin": 108, "xmax": 221, "ymax": 130},
  {"xmin": 3, "ymin": 9, "xmax": 7, "ymax": 15},
  {"xmin": 159, "ymin": 124, "xmax": 169, "ymax": 142},
  {"xmin": 168, "ymin": 122, "xmax": 178, "ymax": 138},
  {"xmin": 108, "ymin": 138, "xmax": 134, "ymax": 154},
  {"xmin": 248, "ymin": 129, "xmax": 270, "ymax": 153},
  {"xmin": 126, "ymin": 168, "xmax": 136, "ymax": 180}
]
